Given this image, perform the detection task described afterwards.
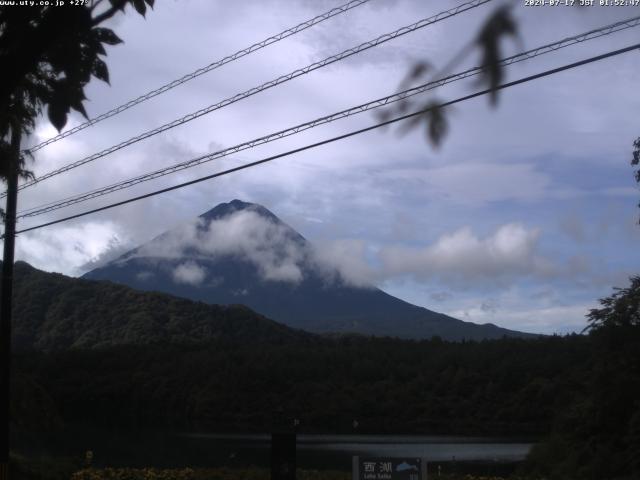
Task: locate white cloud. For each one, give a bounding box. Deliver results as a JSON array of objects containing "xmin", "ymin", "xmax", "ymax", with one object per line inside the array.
[
  {"xmin": 134, "ymin": 209, "xmax": 379, "ymax": 286},
  {"xmin": 15, "ymin": 222, "xmax": 125, "ymax": 275},
  {"xmin": 311, "ymin": 238, "xmax": 376, "ymax": 287},
  {"xmin": 136, "ymin": 209, "xmax": 306, "ymax": 283},
  {"xmin": 448, "ymin": 303, "xmax": 593, "ymax": 335},
  {"xmin": 120, "ymin": 211, "xmax": 611, "ymax": 297},
  {"xmin": 200, "ymin": 210, "xmax": 306, "ymax": 283},
  {"xmin": 172, "ymin": 261, "xmax": 207, "ymax": 286},
  {"xmin": 132, "ymin": 209, "xmax": 374, "ymax": 287},
  {"xmin": 379, "ymin": 223, "xmax": 551, "ymax": 286}
]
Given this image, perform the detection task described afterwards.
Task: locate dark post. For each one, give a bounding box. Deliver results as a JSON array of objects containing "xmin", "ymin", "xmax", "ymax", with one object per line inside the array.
[
  {"xmin": 0, "ymin": 126, "xmax": 20, "ymax": 480},
  {"xmin": 271, "ymin": 407, "xmax": 296, "ymax": 480},
  {"xmin": 271, "ymin": 432, "xmax": 296, "ymax": 480}
]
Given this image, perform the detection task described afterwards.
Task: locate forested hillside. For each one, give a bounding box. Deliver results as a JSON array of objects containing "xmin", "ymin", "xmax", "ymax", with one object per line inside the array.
[
  {"xmin": 10, "ymin": 261, "xmax": 312, "ymax": 351},
  {"xmin": 9, "ymin": 259, "xmax": 640, "ymax": 479},
  {"xmin": 12, "ymin": 335, "xmax": 590, "ymax": 436}
]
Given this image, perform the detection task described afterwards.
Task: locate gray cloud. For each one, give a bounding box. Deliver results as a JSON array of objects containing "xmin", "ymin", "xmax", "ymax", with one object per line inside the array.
[
  {"xmin": 559, "ymin": 212, "xmax": 587, "ymax": 243},
  {"xmin": 480, "ymin": 299, "xmax": 499, "ymax": 314},
  {"xmin": 380, "ymin": 162, "xmax": 553, "ymax": 206},
  {"xmin": 429, "ymin": 291, "xmax": 452, "ymax": 302}
]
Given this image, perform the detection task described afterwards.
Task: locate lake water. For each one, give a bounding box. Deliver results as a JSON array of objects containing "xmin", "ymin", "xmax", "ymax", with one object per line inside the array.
[
  {"xmin": 183, "ymin": 433, "xmax": 532, "ymax": 469},
  {"xmin": 14, "ymin": 430, "xmax": 533, "ymax": 471}
]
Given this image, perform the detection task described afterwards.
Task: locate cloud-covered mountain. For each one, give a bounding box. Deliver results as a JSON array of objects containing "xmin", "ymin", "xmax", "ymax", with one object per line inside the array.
[{"xmin": 83, "ymin": 200, "xmax": 534, "ymax": 340}]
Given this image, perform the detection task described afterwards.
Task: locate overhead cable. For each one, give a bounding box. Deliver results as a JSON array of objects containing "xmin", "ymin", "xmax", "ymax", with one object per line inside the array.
[
  {"xmin": 23, "ymin": 0, "xmax": 374, "ymax": 154},
  {"xmin": 11, "ymin": 0, "xmax": 492, "ymax": 195},
  {"xmin": 17, "ymin": 15, "xmax": 640, "ymax": 218},
  {"xmin": 13, "ymin": 42, "xmax": 640, "ymax": 236}
]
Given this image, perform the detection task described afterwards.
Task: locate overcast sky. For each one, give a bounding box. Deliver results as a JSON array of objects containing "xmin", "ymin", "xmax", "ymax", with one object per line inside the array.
[{"xmin": 10, "ymin": 0, "xmax": 640, "ymax": 334}]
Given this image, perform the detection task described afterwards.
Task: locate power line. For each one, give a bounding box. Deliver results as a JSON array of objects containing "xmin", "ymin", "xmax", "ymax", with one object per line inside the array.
[
  {"xmin": 13, "ymin": 42, "xmax": 640, "ymax": 237},
  {"xmin": 10, "ymin": 0, "xmax": 492, "ymax": 196},
  {"xmin": 22, "ymin": 0, "xmax": 373, "ymax": 155},
  {"xmin": 17, "ymin": 14, "xmax": 640, "ymax": 219}
]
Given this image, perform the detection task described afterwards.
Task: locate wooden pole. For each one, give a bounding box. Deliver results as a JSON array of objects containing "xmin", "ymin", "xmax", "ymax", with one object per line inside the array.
[{"xmin": 0, "ymin": 126, "xmax": 20, "ymax": 480}]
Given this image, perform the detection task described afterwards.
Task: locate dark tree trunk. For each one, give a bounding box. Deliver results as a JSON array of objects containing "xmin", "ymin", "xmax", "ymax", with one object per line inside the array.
[{"xmin": 0, "ymin": 127, "xmax": 20, "ymax": 480}]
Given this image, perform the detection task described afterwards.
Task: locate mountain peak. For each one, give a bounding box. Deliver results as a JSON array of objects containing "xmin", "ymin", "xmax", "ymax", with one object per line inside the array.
[
  {"xmin": 199, "ymin": 199, "xmax": 280, "ymax": 224},
  {"xmin": 83, "ymin": 201, "xmax": 534, "ymax": 341}
]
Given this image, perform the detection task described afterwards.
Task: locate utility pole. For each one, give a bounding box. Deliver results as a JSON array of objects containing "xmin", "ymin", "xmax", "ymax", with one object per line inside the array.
[{"xmin": 0, "ymin": 125, "xmax": 20, "ymax": 480}]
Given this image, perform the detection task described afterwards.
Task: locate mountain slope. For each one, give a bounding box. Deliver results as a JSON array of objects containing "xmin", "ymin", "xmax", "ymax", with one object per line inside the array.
[
  {"xmin": 84, "ymin": 199, "xmax": 534, "ymax": 340},
  {"xmin": 10, "ymin": 261, "xmax": 311, "ymax": 351}
]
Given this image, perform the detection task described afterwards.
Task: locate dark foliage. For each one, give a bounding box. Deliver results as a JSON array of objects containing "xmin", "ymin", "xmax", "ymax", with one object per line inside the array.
[
  {"xmin": 10, "ymin": 261, "xmax": 311, "ymax": 351},
  {"xmin": 474, "ymin": 6, "xmax": 518, "ymax": 106},
  {"xmin": 382, "ymin": 5, "xmax": 519, "ymax": 148},
  {"xmin": 632, "ymin": 138, "xmax": 640, "ymax": 223},
  {"xmin": 9, "ymin": 260, "xmax": 640, "ymax": 478},
  {"xmin": 586, "ymin": 275, "xmax": 640, "ymax": 330},
  {"xmin": 7, "ymin": 261, "xmax": 587, "ymax": 436},
  {"xmin": 524, "ymin": 277, "xmax": 640, "ymax": 480},
  {"xmin": 8, "ymin": 262, "xmax": 589, "ymax": 437},
  {"xmin": 0, "ymin": 0, "xmax": 154, "ymax": 179},
  {"xmin": 12, "ymin": 334, "xmax": 591, "ymax": 437}
]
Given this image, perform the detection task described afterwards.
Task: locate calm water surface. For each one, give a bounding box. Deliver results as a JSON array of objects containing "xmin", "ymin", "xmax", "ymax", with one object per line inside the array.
[
  {"xmin": 15, "ymin": 430, "xmax": 533, "ymax": 470},
  {"xmin": 185, "ymin": 434, "xmax": 532, "ymax": 466}
]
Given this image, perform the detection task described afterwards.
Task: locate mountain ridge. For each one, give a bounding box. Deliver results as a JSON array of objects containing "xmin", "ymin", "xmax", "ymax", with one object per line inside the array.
[
  {"xmin": 83, "ymin": 199, "xmax": 536, "ymax": 340},
  {"xmin": 10, "ymin": 260, "xmax": 313, "ymax": 351}
]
